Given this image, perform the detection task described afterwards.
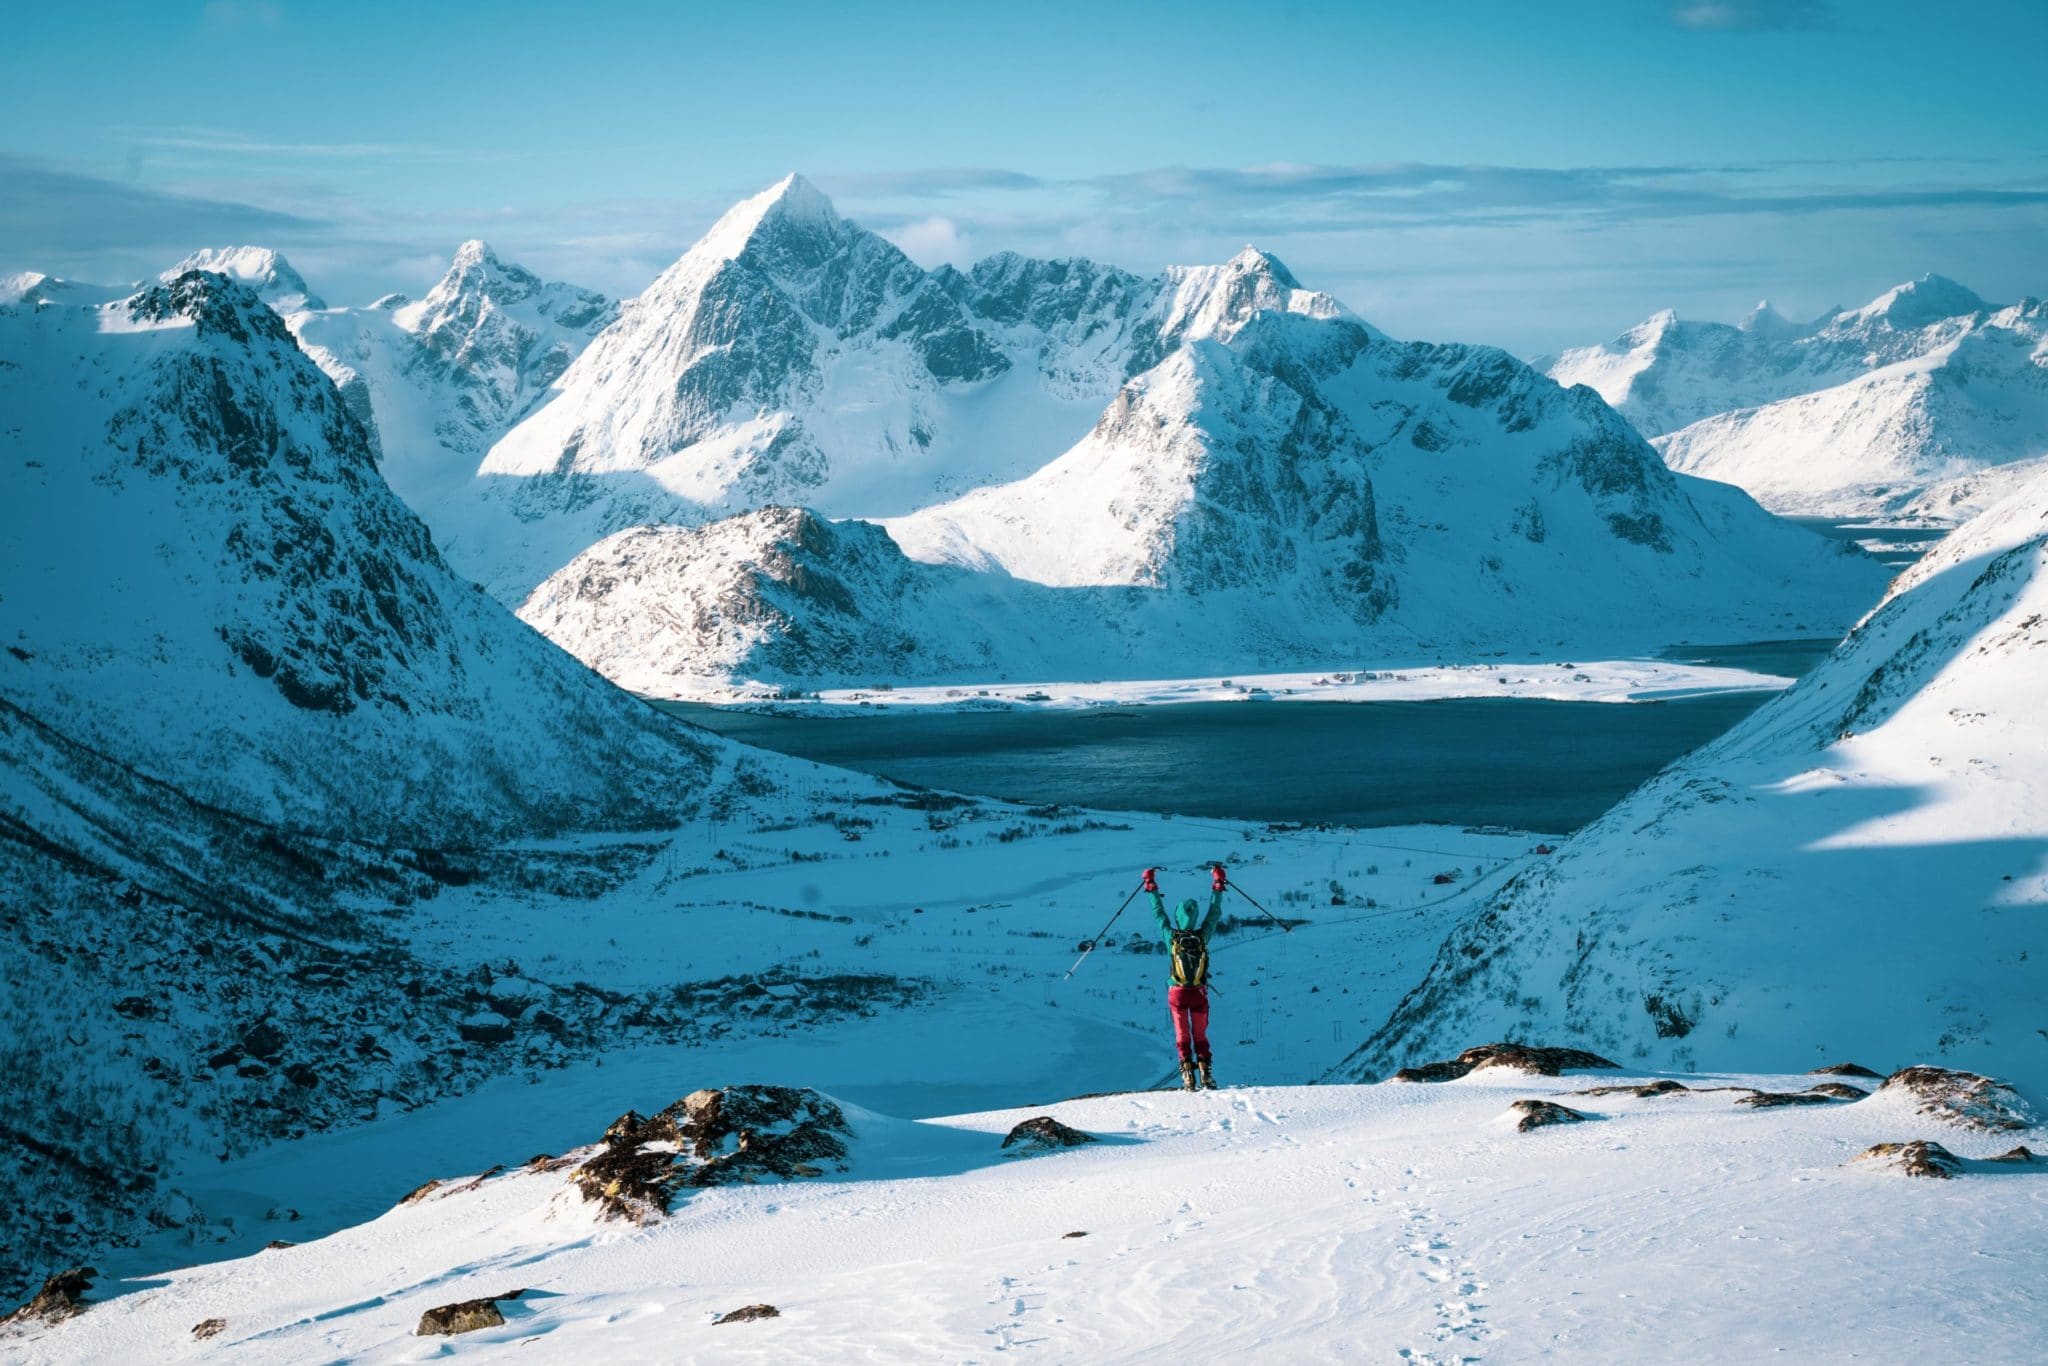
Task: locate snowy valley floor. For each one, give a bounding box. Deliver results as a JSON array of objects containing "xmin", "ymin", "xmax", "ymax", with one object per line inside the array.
[
  {"xmin": 14, "ymin": 804, "xmax": 2047, "ymax": 1362},
  {"xmin": 33, "ymin": 1068, "xmax": 2048, "ymax": 1363}
]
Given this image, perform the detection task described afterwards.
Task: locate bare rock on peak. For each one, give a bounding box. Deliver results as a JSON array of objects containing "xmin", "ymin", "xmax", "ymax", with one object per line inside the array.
[
  {"xmin": 1879, "ymin": 1067, "xmax": 2036, "ymax": 1132},
  {"xmin": 1001, "ymin": 1116, "xmax": 1099, "ymax": 1153},
  {"xmin": 1508, "ymin": 1099, "xmax": 1592, "ymax": 1132},
  {"xmin": 3, "ymin": 1267, "xmax": 96, "ymax": 1326},
  {"xmin": 1851, "ymin": 1141, "xmax": 1962, "ymax": 1179},
  {"xmin": 1396, "ymin": 1043, "xmax": 1621, "ymax": 1083},
  {"xmin": 416, "ymin": 1289, "xmax": 524, "ymax": 1336},
  {"xmin": 713, "ymin": 1303, "xmax": 781, "ymax": 1325},
  {"xmin": 571, "ymin": 1086, "xmax": 851, "ymax": 1221},
  {"xmin": 1811, "ymin": 1062, "xmax": 1884, "ymax": 1079}
]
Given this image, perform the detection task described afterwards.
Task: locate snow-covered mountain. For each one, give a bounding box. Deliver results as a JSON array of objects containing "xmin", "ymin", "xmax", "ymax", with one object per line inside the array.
[
  {"xmin": 525, "ymin": 305, "xmax": 1888, "ymax": 696},
  {"xmin": 470, "ymin": 175, "xmax": 1354, "ymax": 597},
  {"xmin": 163, "ymin": 246, "xmax": 326, "ymax": 314},
  {"xmin": 1654, "ymin": 300, "xmax": 2048, "ymax": 518},
  {"xmin": 1, "ymin": 271, "xmax": 133, "ymax": 308},
  {"xmin": 288, "ymin": 241, "xmax": 616, "ymax": 555},
  {"xmin": 1548, "ymin": 276, "xmax": 2048, "ymax": 519},
  {"xmin": 1545, "ymin": 275, "xmax": 1995, "ymax": 438},
  {"xmin": 0, "ymin": 267, "xmax": 711, "ymax": 844},
  {"xmin": 1342, "ymin": 469, "xmax": 2048, "ymax": 1082}
]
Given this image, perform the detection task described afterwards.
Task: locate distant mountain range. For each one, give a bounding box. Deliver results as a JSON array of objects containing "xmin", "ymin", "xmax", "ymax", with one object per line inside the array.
[{"xmin": 1547, "ymin": 276, "xmax": 2048, "ymax": 519}]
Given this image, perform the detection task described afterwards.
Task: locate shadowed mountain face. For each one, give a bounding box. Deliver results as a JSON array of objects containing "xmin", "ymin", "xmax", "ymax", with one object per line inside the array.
[{"xmin": 1338, "ymin": 472, "xmax": 2048, "ymax": 1083}]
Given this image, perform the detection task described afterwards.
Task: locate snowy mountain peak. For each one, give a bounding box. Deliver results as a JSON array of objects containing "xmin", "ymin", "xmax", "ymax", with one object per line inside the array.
[
  {"xmin": 1847, "ymin": 272, "xmax": 1990, "ymax": 329},
  {"xmin": 1225, "ymin": 244, "xmax": 1302, "ymax": 287},
  {"xmin": 692, "ymin": 171, "xmax": 846, "ymax": 264},
  {"xmin": 162, "ymin": 245, "xmax": 325, "ymax": 313},
  {"xmin": 1738, "ymin": 299, "xmax": 1796, "ymax": 336}
]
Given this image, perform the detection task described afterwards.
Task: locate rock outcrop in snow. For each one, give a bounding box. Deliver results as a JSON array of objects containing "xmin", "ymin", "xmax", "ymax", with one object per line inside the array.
[{"xmin": 1341, "ymin": 468, "xmax": 2048, "ymax": 1082}]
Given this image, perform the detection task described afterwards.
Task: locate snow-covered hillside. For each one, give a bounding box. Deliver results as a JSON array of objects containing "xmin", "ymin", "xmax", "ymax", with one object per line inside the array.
[
  {"xmin": 470, "ymin": 176, "xmax": 1353, "ymax": 596},
  {"xmin": 1654, "ymin": 300, "xmax": 2048, "ymax": 518},
  {"xmin": 1341, "ymin": 470, "xmax": 2048, "ymax": 1083},
  {"xmin": 19, "ymin": 1066, "xmax": 2044, "ymax": 1362},
  {"xmin": 524, "ymin": 305, "xmax": 1887, "ymax": 696}
]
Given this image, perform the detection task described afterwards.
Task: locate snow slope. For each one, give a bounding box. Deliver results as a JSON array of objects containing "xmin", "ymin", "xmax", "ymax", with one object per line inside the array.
[
  {"xmin": 23, "ymin": 1066, "xmax": 2045, "ymax": 1362},
  {"xmin": 523, "ymin": 304, "xmax": 1884, "ymax": 696},
  {"xmin": 1341, "ymin": 470, "xmax": 2048, "ymax": 1083},
  {"xmin": 1654, "ymin": 300, "xmax": 2048, "ymax": 518},
  {"xmin": 470, "ymin": 175, "xmax": 1354, "ymax": 596}
]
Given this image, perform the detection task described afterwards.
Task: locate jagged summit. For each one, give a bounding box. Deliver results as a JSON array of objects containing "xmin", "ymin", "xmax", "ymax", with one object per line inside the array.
[
  {"xmin": 162, "ymin": 245, "xmax": 325, "ymax": 313},
  {"xmin": 1738, "ymin": 299, "xmax": 1797, "ymax": 336}
]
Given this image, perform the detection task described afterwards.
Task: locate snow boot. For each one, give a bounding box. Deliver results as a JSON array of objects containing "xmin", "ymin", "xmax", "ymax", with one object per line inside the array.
[
  {"xmin": 1200, "ymin": 1059, "xmax": 1217, "ymax": 1090},
  {"xmin": 1180, "ymin": 1059, "xmax": 1199, "ymax": 1092}
]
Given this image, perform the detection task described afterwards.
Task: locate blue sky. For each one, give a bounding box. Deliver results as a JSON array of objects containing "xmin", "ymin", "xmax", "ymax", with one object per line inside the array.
[{"xmin": 4, "ymin": 0, "xmax": 2045, "ymax": 352}]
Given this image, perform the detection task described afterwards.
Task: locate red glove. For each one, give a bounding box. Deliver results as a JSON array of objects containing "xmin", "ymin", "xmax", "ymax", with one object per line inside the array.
[
  {"xmin": 1212, "ymin": 865, "xmax": 1228, "ymax": 892},
  {"xmin": 1141, "ymin": 867, "xmax": 1159, "ymax": 893}
]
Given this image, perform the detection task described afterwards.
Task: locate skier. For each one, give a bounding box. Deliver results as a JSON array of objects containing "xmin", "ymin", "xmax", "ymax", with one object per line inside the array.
[{"xmin": 1145, "ymin": 864, "xmax": 1225, "ymax": 1091}]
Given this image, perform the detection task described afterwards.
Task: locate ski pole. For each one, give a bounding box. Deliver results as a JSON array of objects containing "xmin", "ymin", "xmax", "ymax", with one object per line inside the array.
[
  {"xmin": 1064, "ymin": 880, "xmax": 1144, "ymax": 979},
  {"xmin": 1226, "ymin": 878, "xmax": 1291, "ymax": 932}
]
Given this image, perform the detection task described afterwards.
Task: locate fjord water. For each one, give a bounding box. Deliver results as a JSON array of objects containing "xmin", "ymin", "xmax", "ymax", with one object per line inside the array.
[{"xmin": 662, "ymin": 668, "xmax": 1829, "ymax": 832}]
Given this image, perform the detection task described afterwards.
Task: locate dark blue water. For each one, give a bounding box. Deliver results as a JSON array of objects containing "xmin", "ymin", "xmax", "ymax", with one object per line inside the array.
[{"xmin": 658, "ymin": 669, "xmax": 1832, "ymax": 833}]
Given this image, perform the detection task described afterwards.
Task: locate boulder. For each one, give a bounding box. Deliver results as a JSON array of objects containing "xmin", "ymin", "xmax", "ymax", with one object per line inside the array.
[
  {"xmin": 1851, "ymin": 1141, "xmax": 1962, "ymax": 1179},
  {"xmin": 1508, "ymin": 1100, "xmax": 1592, "ymax": 1132},
  {"xmin": 1001, "ymin": 1116, "xmax": 1099, "ymax": 1154},
  {"xmin": 1989, "ymin": 1145, "xmax": 2037, "ymax": 1164},
  {"xmin": 1805, "ymin": 1082, "xmax": 1870, "ymax": 1101},
  {"xmin": 416, "ymin": 1289, "xmax": 524, "ymax": 1336},
  {"xmin": 1878, "ymin": 1067, "xmax": 2036, "ymax": 1132},
  {"xmin": 2, "ymin": 1267, "xmax": 95, "ymax": 1326},
  {"xmin": 1810, "ymin": 1062, "xmax": 1884, "ymax": 1079},
  {"xmin": 192, "ymin": 1318, "xmax": 226, "ymax": 1340},
  {"xmin": 713, "ymin": 1303, "xmax": 781, "ymax": 1325},
  {"xmin": 1397, "ymin": 1043, "xmax": 1621, "ymax": 1083},
  {"xmin": 572, "ymin": 1086, "xmax": 851, "ymax": 1222},
  {"xmin": 1572, "ymin": 1079, "xmax": 1688, "ymax": 1099}
]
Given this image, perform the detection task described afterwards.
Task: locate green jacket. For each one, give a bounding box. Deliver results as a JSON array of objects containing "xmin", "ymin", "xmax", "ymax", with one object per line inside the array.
[{"xmin": 1152, "ymin": 887, "xmax": 1225, "ymax": 983}]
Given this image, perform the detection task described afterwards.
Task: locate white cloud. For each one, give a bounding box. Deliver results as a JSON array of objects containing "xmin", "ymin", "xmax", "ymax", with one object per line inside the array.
[{"xmin": 883, "ymin": 216, "xmax": 972, "ymax": 269}]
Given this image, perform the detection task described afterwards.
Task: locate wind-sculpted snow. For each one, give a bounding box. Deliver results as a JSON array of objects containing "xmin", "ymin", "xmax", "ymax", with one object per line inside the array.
[
  {"xmin": 1549, "ymin": 275, "xmax": 2047, "ymax": 519},
  {"xmin": 1343, "ymin": 470, "xmax": 2048, "ymax": 1083},
  {"xmin": 0, "ymin": 269, "xmax": 709, "ymax": 843}
]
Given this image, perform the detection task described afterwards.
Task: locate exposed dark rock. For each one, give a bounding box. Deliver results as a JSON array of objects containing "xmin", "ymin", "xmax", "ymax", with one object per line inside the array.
[
  {"xmin": 1063, "ymin": 1230, "xmax": 1088, "ymax": 1238},
  {"xmin": 1396, "ymin": 1043, "xmax": 1621, "ymax": 1083},
  {"xmin": 239, "ymin": 1019, "xmax": 287, "ymax": 1061},
  {"xmin": 1805, "ymin": 1082, "xmax": 1870, "ymax": 1101},
  {"xmin": 1851, "ymin": 1140, "xmax": 1962, "ymax": 1179},
  {"xmin": 713, "ymin": 1303, "xmax": 781, "ymax": 1325},
  {"xmin": 1989, "ymin": 1146, "xmax": 2037, "ymax": 1164},
  {"xmin": 416, "ymin": 1289, "xmax": 524, "ymax": 1336},
  {"xmin": 192, "ymin": 1317, "xmax": 226, "ymax": 1340},
  {"xmin": 571, "ymin": 1086, "xmax": 851, "ymax": 1222},
  {"xmin": 1572, "ymin": 1079, "xmax": 1688, "ymax": 1099},
  {"xmin": 1811, "ymin": 1062, "xmax": 1883, "ymax": 1079},
  {"xmin": 457, "ymin": 1019, "xmax": 515, "ymax": 1045},
  {"xmin": 397, "ymin": 1179, "xmax": 442, "ymax": 1207},
  {"xmin": 262, "ymin": 1239, "xmax": 295, "ymax": 1251},
  {"xmin": 1879, "ymin": 1067, "xmax": 2036, "ymax": 1132},
  {"xmin": 3, "ymin": 1267, "xmax": 96, "ymax": 1326},
  {"xmin": 1735, "ymin": 1090, "xmax": 1841, "ymax": 1110},
  {"xmin": 1001, "ymin": 1116, "xmax": 1099, "ymax": 1154},
  {"xmin": 1508, "ymin": 1100, "xmax": 1591, "ymax": 1132}
]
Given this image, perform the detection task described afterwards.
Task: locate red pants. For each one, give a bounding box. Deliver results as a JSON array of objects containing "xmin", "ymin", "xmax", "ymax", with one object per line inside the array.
[{"xmin": 1168, "ymin": 984, "xmax": 1211, "ymax": 1063}]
